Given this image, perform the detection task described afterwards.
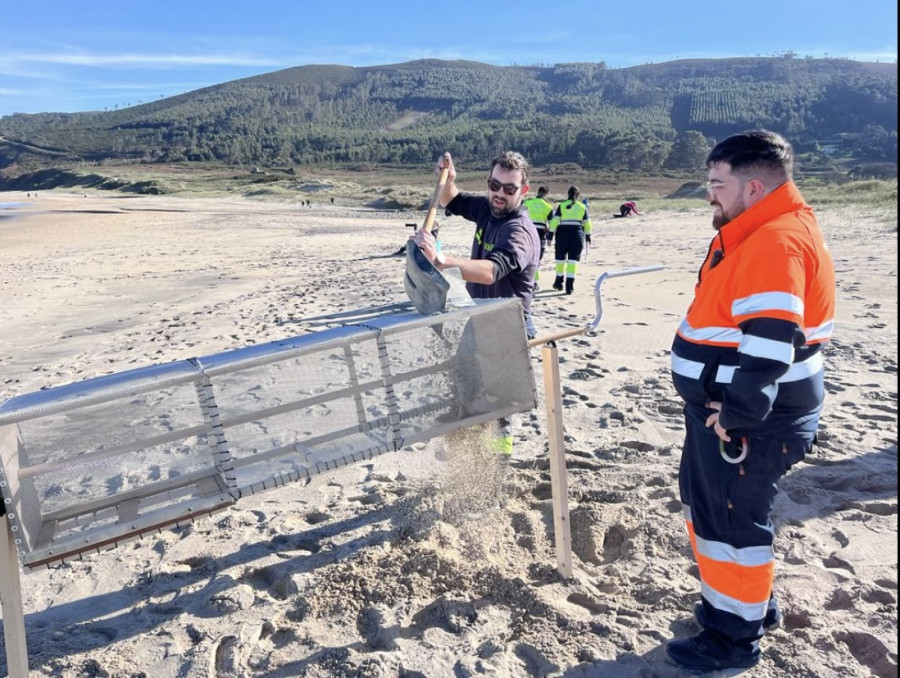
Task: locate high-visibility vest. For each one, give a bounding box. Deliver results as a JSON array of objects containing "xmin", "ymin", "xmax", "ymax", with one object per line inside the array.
[
  {"xmin": 524, "ymin": 197, "xmax": 554, "ymax": 228},
  {"xmin": 549, "ymin": 200, "xmax": 592, "ymax": 235}
]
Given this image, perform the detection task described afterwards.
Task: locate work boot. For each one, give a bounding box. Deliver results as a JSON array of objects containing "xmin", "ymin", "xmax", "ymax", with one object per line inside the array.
[
  {"xmin": 666, "ymin": 632, "xmax": 759, "ymax": 673},
  {"xmin": 565, "ymin": 278, "xmax": 574, "ymax": 295},
  {"xmin": 492, "ymin": 436, "xmax": 513, "ymax": 457},
  {"xmin": 552, "ymin": 276, "xmax": 564, "ymax": 291},
  {"xmin": 693, "ymin": 600, "xmax": 783, "ymax": 632}
]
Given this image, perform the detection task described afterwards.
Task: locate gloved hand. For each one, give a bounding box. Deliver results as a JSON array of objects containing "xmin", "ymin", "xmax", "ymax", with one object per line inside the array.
[
  {"xmin": 585, "ymin": 234, "xmax": 592, "ymax": 245},
  {"xmin": 546, "ymin": 232, "xmax": 554, "ymax": 245}
]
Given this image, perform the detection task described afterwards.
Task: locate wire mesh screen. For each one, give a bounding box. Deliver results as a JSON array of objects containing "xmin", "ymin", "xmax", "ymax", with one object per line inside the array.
[
  {"xmin": 15, "ymin": 382, "xmax": 212, "ymax": 514},
  {"xmin": 0, "ymin": 298, "xmax": 536, "ymax": 569}
]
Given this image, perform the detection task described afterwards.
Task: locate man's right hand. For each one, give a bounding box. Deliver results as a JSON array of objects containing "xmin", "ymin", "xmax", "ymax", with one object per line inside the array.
[
  {"xmin": 436, "ymin": 152, "xmax": 456, "ymax": 183},
  {"xmin": 705, "ymin": 401, "xmax": 731, "ymax": 442}
]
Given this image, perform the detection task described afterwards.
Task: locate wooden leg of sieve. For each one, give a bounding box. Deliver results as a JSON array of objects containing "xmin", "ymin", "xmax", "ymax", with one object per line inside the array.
[
  {"xmin": 0, "ymin": 515, "xmax": 29, "ymax": 677},
  {"xmin": 541, "ymin": 343, "xmax": 573, "ymax": 579}
]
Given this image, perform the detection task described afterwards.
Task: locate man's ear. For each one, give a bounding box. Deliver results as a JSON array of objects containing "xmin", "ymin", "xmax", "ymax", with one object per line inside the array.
[
  {"xmin": 521, "ymin": 183, "xmax": 530, "ymax": 197},
  {"xmin": 746, "ymin": 177, "xmax": 767, "ymax": 203}
]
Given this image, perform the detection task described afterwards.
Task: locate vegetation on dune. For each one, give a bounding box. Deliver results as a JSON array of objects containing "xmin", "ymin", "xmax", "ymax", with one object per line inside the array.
[
  {"xmin": 6, "ymin": 164, "xmax": 893, "ymax": 231},
  {"xmin": 799, "ymin": 178, "xmax": 898, "ymax": 228}
]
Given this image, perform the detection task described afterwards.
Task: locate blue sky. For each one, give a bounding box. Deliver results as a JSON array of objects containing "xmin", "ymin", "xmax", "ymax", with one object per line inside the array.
[{"xmin": 1, "ymin": 0, "xmax": 896, "ymax": 117}]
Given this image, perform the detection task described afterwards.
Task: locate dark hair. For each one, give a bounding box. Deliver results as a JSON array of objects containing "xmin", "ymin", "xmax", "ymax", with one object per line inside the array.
[
  {"xmin": 567, "ymin": 185, "xmax": 580, "ymax": 201},
  {"xmin": 706, "ymin": 129, "xmax": 794, "ymax": 183},
  {"xmin": 490, "ymin": 151, "xmax": 529, "ymax": 185},
  {"xmin": 537, "ymin": 186, "xmax": 549, "ymax": 197}
]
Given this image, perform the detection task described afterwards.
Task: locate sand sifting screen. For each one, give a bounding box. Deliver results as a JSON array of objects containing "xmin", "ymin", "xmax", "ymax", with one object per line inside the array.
[{"xmin": 0, "ymin": 298, "xmax": 536, "ymax": 569}]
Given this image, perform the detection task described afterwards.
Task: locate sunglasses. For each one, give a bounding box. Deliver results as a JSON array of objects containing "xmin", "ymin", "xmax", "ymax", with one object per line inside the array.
[{"xmin": 487, "ymin": 178, "xmax": 522, "ymax": 196}]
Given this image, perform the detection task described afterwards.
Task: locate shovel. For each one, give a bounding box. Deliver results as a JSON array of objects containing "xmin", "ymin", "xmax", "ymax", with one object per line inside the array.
[{"xmin": 404, "ymin": 166, "xmax": 473, "ymax": 314}]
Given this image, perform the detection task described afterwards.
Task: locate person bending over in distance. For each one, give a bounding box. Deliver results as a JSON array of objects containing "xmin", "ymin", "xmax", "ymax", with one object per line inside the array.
[{"xmin": 613, "ymin": 201, "xmax": 640, "ymax": 217}]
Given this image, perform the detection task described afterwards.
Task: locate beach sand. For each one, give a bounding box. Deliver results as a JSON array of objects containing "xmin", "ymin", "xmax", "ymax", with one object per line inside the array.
[{"xmin": 0, "ymin": 191, "xmax": 896, "ymax": 677}]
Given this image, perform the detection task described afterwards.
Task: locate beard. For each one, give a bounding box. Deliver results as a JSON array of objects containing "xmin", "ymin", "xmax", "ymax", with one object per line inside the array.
[
  {"xmin": 489, "ymin": 196, "xmax": 517, "ymax": 218},
  {"xmin": 711, "ymin": 195, "xmax": 746, "ymax": 230}
]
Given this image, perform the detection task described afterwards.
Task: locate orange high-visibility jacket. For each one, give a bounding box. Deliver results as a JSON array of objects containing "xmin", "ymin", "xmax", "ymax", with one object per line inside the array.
[{"xmin": 671, "ymin": 182, "xmax": 836, "ymax": 434}]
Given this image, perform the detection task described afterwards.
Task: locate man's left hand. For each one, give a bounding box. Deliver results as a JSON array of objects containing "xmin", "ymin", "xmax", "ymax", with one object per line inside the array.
[
  {"xmin": 705, "ymin": 401, "xmax": 731, "ymax": 442},
  {"xmin": 412, "ymin": 228, "xmax": 438, "ymax": 263}
]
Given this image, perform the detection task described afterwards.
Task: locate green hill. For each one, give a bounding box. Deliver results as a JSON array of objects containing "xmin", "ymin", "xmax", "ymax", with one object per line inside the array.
[{"xmin": 0, "ymin": 56, "xmax": 895, "ymax": 177}]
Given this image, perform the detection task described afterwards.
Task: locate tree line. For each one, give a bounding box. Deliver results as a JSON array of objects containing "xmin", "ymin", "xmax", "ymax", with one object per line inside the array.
[{"xmin": 0, "ymin": 56, "xmax": 895, "ymax": 174}]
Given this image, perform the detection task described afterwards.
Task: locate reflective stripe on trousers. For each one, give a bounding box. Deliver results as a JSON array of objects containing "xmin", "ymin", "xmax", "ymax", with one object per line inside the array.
[{"xmin": 678, "ymin": 418, "xmax": 813, "ymax": 649}]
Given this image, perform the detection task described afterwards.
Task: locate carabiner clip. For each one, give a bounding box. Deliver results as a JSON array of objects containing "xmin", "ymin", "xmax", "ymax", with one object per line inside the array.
[{"xmin": 719, "ymin": 436, "xmax": 749, "ymax": 464}]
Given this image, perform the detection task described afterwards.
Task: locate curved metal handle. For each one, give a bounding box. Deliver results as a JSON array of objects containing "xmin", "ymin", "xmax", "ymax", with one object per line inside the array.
[
  {"xmin": 528, "ymin": 264, "xmax": 664, "ymax": 347},
  {"xmin": 588, "ymin": 265, "xmax": 664, "ymax": 331}
]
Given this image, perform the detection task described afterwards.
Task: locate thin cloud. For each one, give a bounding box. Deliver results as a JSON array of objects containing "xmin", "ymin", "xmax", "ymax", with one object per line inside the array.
[{"xmin": 0, "ymin": 50, "xmax": 284, "ymax": 69}]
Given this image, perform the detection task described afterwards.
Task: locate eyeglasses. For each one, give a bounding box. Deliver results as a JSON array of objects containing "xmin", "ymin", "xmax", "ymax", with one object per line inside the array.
[
  {"xmin": 706, "ymin": 178, "xmax": 756, "ymax": 193},
  {"xmin": 487, "ymin": 178, "xmax": 522, "ymax": 196}
]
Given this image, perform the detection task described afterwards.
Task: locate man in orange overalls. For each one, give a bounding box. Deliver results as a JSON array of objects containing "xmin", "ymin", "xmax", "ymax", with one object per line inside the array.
[{"xmin": 667, "ymin": 130, "xmax": 836, "ymax": 673}]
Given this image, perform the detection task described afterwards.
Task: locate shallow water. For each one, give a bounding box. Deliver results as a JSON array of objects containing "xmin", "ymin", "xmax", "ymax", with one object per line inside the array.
[{"xmin": 0, "ymin": 200, "xmax": 31, "ymax": 221}]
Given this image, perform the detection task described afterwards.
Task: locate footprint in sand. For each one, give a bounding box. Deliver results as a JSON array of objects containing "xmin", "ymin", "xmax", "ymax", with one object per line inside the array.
[
  {"xmin": 212, "ymin": 634, "xmax": 240, "ymax": 677},
  {"xmin": 357, "ymin": 605, "xmax": 401, "ymax": 650},
  {"xmin": 833, "ymin": 630, "xmax": 897, "ymax": 678},
  {"xmin": 243, "ymin": 564, "xmax": 299, "ymax": 600},
  {"xmin": 208, "ymin": 584, "xmax": 256, "ymax": 614},
  {"xmin": 823, "ymin": 553, "xmax": 856, "ymax": 575},
  {"xmin": 410, "ymin": 595, "xmax": 477, "ymax": 635}
]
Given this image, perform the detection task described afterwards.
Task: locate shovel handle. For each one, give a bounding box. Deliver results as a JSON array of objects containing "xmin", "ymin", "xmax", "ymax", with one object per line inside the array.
[{"xmin": 423, "ymin": 166, "xmax": 450, "ymax": 235}]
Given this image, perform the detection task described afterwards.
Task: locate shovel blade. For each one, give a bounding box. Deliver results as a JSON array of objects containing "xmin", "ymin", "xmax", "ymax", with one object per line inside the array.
[{"xmin": 404, "ymin": 244, "xmax": 450, "ymax": 315}]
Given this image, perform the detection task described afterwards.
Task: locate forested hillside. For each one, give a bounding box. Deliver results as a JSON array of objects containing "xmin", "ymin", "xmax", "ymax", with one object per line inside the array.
[{"xmin": 0, "ymin": 56, "xmax": 895, "ymax": 174}]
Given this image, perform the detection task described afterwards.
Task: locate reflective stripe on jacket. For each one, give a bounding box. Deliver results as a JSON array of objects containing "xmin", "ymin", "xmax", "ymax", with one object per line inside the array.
[
  {"xmin": 670, "ymin": 181, "xmax": 836, "ymax": 435},
  {"xmin": 549, "ymin": 200, "xmax": 592, "ymax": 235}
]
